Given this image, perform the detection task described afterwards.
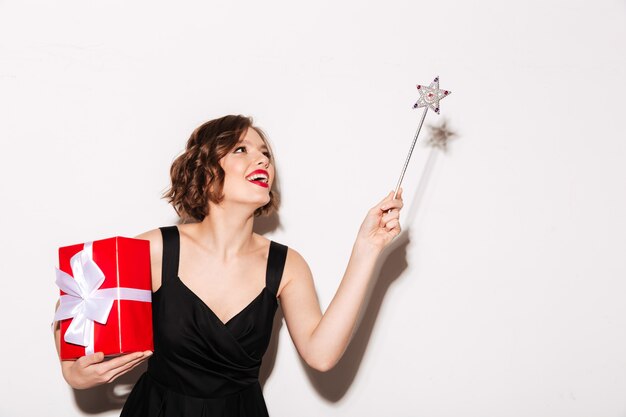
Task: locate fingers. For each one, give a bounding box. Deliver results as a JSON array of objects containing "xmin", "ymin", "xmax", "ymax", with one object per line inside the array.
[
  {"xmin": 381, "ymin": 194, "xmax": 404, "ymax": 213},
  {"xmin": 384, "ymin": 219, "xmax": 401, "ymax": 232},
  {"xmin": 108, "ymin": 353, "xmax": 151, "ymax": 382},
  {"xmin": 91, "ymin": 351, "xmax": 152, "ymax": 385},
  {"xmin": 103, "ymin": 351, "xmax": 152, "ymax": 373},
  {"xmin": 371, "ymin": 188, "xmax": 404, "ymax": 213},
  {"xmin": 105, "ymin": 353, "xmax": 152, "ymax": 383},
  {"xmin": 382, "ymin": 211, "xmax": 401, "ymax": 230},
  {"xmin": 381, "ymin": 208, "xmax": 400, "ymax": 225},
  {"xmin": 77, "ymin": 352, "xmax": 105, "ymax": 366},
  {"xmin": 80, "ymin": 351, "xmax": 149, "ymax": 375}
]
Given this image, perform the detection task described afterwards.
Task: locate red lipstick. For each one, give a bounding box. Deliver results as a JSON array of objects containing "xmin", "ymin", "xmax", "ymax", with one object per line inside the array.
[{"xmin": 246, "ymin": 169, "xmax": 270, "ymax": 188}]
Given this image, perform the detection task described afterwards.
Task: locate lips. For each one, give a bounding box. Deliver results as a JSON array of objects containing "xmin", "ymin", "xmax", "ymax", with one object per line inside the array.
[
  {"xmin": 248, "ymin": 179, "xmax": 269, "ymax": 188},
  {"xmin": 245, "ymin": 169, "xmax": 269, "ymax": 188}
]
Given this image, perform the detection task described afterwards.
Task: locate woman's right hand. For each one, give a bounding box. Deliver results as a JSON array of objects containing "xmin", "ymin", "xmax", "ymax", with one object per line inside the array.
[
  {"xmin": 61, "ymin": 350, "xmax": 152, "ymax": 390},
  {"xmin": 54, "ymin": 299, "xmax": 152, "ymax": 389}
]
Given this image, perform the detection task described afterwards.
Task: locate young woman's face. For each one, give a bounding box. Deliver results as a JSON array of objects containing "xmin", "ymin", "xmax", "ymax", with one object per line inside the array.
[{"xmin": 219, "ymin": 128, "xmax": 275, "ymax": 210}]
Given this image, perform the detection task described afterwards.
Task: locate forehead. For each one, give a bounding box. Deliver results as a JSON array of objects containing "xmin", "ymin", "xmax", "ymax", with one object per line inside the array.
[{"xmin": 240, "ymin": 128, "xmax": 268, "ymax": 149}]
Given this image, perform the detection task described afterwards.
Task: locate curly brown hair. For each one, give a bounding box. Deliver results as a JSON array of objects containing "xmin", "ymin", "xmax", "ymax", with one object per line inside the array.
[{"xmin": 163, "ymin": 115, "xmax": 280, "ymax": 222}]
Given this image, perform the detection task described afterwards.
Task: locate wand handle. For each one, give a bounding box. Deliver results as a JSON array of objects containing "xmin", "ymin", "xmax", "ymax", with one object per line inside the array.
[{"xmin": 393, "ymin": 107, "xmax": 429, "ymax": 199}]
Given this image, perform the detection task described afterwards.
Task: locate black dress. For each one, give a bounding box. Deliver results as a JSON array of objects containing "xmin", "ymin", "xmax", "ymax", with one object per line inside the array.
[{"xmin": 121, "ymin": 226, "xmax": 288, "ymax": 417}]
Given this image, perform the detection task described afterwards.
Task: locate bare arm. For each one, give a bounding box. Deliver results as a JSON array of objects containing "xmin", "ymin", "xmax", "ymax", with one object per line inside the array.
[{"xmin": 280, "ymin": 190, "xmax": 403, "ymax": 371}]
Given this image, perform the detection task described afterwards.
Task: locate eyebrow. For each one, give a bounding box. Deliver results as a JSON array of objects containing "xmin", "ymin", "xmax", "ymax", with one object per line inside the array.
[{"xmin": 240, "ymin": 139, "xmax": 268, "ymax": 151}]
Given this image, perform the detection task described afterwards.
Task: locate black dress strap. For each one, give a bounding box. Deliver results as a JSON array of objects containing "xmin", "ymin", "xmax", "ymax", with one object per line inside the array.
[
  {"xmin": 159, "ymin": 226, "xmax": 180, "ymax": 285},
  {"xmin": 266, "ymin": 241, "xmax": 288, "ymax": 297}
]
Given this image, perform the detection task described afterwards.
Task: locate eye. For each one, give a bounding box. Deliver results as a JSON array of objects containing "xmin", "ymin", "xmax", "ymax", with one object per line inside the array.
[
  {"xmin": 263, "ymin": 151, "xmax": 272, "ymax": 159},
  {"xmin": 234, "ymin": 146, "xmax": 246, "ymax": 153}
]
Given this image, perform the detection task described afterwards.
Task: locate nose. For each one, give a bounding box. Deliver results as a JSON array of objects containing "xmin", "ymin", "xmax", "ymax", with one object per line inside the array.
[{"xmin": 256, "ymin": 153, "xmax": 270, "ymax": 167}]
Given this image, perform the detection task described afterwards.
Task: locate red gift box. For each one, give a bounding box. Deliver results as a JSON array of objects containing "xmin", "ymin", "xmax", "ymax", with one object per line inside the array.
[{"xmin": 55, "ymin": 236, "xmax": 154, "ymax": 360}]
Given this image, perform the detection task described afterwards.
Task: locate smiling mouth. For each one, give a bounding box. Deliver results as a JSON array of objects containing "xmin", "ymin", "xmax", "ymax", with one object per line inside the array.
[
  {"xmin": 246, "ymin": 169, "xmax": 270, "ymax": 187},
  {"xmin": 248, "ymin": 179, "xmax": 269, "ymax": 188},
  {"xmin": 245, "ymin": 170, "xmax": 269, "ymax": 188}
]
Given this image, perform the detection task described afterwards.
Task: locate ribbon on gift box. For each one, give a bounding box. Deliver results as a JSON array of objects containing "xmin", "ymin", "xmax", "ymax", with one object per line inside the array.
[{"xmin": 54, "ymin": 241, "xmax": 152, "ymax": 355}]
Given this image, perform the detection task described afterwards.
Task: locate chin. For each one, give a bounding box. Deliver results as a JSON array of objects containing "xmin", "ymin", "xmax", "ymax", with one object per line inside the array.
[{"xmin": 256, "ymin": 198, "xmax": 271, "ymax": 209}]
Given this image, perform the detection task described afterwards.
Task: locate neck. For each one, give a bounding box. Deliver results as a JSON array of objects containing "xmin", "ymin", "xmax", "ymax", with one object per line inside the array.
[{"xmin": 194, "ymin": 202, "xmax": 257, "ymax": 260}]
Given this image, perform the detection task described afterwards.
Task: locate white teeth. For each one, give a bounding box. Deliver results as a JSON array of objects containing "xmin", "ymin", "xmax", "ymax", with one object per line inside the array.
[{"xmin": 246, "ymin": 173, "xmax": 268, "ymax": 183}]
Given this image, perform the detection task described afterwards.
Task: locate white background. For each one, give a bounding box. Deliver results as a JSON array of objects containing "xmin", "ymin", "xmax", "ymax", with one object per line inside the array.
[{"xmin": 1, "ymin": 0, "xmax": 625, "ymax": 416}]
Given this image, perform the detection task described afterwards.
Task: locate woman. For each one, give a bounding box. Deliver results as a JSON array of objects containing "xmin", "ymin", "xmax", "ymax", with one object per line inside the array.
[{"xmin": 55, "ymin": 115, "xmax": 403, "ymax": 416}]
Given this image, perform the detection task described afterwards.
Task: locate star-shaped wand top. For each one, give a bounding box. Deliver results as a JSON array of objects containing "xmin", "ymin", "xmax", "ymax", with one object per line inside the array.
[{"xmin": 412, "ymin": 76, "xmax": 451, "ymax": 114}]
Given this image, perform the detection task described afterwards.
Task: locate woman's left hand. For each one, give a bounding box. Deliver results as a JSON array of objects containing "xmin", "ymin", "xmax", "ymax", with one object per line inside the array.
[{"xmin": 356, "ymin": 189, "xmax": 404, "ymax": 252}]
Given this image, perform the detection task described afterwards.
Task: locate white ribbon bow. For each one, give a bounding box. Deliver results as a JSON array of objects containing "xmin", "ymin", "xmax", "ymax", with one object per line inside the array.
[{"xmin": 54, "ymin": 241, "xmax": 151, "ymax": 355}]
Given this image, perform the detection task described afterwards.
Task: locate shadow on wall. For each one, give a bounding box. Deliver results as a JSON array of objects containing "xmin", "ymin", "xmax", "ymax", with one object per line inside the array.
[
  {"xmin": 303, "ymin": 232, "xmax": 411, "ymax": 401},
  {"xmin": 72, "ymin": 363, "xmax": 148, "ymax": 414},
  {"xmin": 301, "ymin": 142, "xmax": 444, "ymax": 400}
]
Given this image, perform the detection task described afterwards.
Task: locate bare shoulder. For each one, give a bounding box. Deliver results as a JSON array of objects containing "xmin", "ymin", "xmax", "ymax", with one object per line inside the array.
[
  {"xmin": 277, "ymin": 245, "xmax": 313, "ymax": 297},
  {"xmin": 135, "ymin": 228, "xmax": 163, "ymax": 257},
  {"xmin": 284, "ymin": 247, "xmax": 309, "ymax": 272},
  {"xmin": 134, "ymin": 228, "xmax": 163, "ymax": 291}
]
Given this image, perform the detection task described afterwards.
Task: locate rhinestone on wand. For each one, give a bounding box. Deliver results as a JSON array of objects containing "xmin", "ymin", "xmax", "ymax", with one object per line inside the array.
[{"xmin": 393, "ymin": 76, "xmax": 451, "ymax": 199}]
